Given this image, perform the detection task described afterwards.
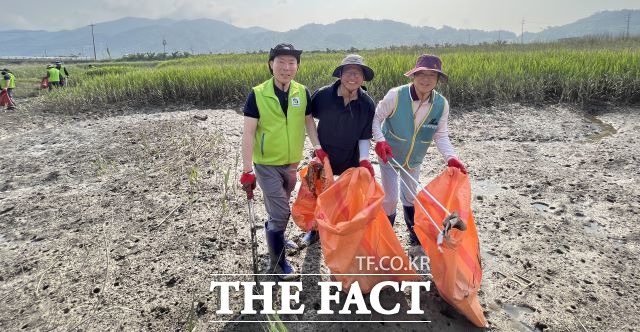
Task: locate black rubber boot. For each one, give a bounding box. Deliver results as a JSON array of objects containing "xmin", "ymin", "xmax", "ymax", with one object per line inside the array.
[
  {"xmin": 403, "ymin": 205, "xmax": 420, "ymax": 245},
  {"xmin": 387, "ymin": 213, "xmax": 397, "ymax": 227},
  {"xmin": 302, "ymin": 230, "xmax": 319, "ymax": 246},
  {"xmin": 265, "ymin": 227, "xmax": 299, "ymax": 281}
]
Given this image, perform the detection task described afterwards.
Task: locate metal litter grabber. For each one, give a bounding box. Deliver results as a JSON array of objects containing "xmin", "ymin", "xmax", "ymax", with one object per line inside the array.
[
  {"xmin": 390, "ymin": 158, "xmax": 466, "ymax": 251},
  {"xmin": 245, "ymin": 195, "xmax": 287, "ymax": 330},
  {"xmin": 246, "ymin": 196, "xmax": 260, "ymax": 284}
]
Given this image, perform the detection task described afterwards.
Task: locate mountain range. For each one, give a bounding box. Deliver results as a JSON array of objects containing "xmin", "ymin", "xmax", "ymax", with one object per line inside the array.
[{"xmin": 1, "ymin": 9, "xmax": 638, "ymax": 58}]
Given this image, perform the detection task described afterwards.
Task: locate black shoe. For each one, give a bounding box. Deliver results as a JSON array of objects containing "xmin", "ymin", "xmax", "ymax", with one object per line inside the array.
[
  {"xmin": 387, "ymin": 213, "xmax": 397, "ymax": 227},
  {"xmin": 403, "ymin": 205, "xmax": 420, "ymax": 246}
]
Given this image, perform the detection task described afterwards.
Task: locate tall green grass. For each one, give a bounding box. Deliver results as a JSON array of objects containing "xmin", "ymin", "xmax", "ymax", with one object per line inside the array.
[{"xmin": 11, "ymin": 36, "xmax": 640, "ymax": 108}]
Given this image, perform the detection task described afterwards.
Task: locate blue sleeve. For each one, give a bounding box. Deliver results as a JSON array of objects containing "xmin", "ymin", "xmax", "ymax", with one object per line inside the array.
[{"xmin": 242, "ymin": 91, "xmax": 260, "ymax": 119}]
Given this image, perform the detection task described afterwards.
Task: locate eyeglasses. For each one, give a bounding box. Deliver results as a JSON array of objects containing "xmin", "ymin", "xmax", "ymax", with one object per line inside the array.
[
  {"xmin": 342, "ymin": 70, "xmax": 363, "ymax": 78},
  {"xmin": 413, "ymin": 71, "xmax": 439, "ymax": 79}
]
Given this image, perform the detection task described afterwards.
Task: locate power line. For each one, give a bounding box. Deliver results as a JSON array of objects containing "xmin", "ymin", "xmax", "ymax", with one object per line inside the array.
[
  {"xmin": 89, "ymin": 24, "xmax": 97, "ymax": 61},
  {"xmin": 626, "ymin": 13, "xmax": 631, "ymax": 38}
]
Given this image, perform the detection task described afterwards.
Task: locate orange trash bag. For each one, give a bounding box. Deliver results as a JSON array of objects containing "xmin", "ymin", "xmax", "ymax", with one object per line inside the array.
[
  {"xmin": 40, "ymin": 77, "xmax": 49, "ymax": 89},
  {"xmin": 315, "ymin": 167, "xmax": 419, "ymax": 294},
  {"xmin": 413, "ymin": 167, "xmax": 487, "ymax": 327},
  {"xmin": 291, "ymin": 157, "xmax": 333, "ymax": 232}
]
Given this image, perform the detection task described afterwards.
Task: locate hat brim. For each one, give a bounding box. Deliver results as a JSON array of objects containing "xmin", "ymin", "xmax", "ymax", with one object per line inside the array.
[
  {"xmin": 332, "ymin": 64, "xmax": 375, "ymax": 81},
  {"xmin": 404, "ymin": 67, "xmax": 448, "ymax": 83}
]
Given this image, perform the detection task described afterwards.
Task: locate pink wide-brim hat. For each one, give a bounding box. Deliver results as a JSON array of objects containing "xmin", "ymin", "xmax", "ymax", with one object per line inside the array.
[{"xmin": 404, "ymin": 54, "xmax": 448, "ymax": 83}]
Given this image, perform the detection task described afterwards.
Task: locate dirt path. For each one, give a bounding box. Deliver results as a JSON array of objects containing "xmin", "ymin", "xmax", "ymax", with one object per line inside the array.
[{"xmin": 0, "ymin": 104, "xmax": 638, "ymax": 331}]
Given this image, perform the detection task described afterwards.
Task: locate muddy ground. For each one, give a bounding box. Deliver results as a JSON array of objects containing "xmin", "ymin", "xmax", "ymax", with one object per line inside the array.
[{"xmin": 0, "ymin": 102, "xmax": 638, "ymax": 331}]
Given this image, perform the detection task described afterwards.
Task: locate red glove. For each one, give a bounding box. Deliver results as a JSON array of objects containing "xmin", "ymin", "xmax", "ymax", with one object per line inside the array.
[
  {"xmin": 359, "ymin": 160, "xmax": 375, "ymax": 177},
  {"xmin": 240, "ymin": 172, "xmax": 256, "ymax": 199},
  {"xmin": 375, "ymin": 141, "xmax": 394, "ymax": 164},
  {"xmin": 315, "ymin": 148, "xmax": 328, "ymax": 162},
  {"xmin": 447, "ymin": 158, "xmax": 467, "ymax": 174}
]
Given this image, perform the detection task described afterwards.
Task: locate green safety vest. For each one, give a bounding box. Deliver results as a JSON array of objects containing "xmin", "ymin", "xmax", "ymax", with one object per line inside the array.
[
  {"xmin": 58, "ymin": 66, "xmax": 66, "ymax": 78},
  {"xmin": 1, "ymin": 72, "xmax": 15, "ymax": 89},
  {"xmin": 252, "ymin": 78, "xmax": 308, "ymax": 165},
  {"xmin": 382, "ymin": 84, "xmax": 446, "ymax": 169},
  {"xmin": 48, "ymin": 68, "xmax": 60, "ymax": 83}
]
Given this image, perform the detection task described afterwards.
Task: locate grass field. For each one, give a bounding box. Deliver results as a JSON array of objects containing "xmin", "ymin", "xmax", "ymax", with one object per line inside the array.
[{"xmin": 5, "ymin": 36, "xmax": 640, "ymax": 109}]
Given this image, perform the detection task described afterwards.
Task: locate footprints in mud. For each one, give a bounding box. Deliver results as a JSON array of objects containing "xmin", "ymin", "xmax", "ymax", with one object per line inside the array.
[
  {"xmin": 530, "ymin": 202, "xmax": 551, "ymax": 212},
  {"xmin": 488, "ymin": 297, "xmax": 549, "ymax": 331},
  {"xmin": 43, "ymin": 171, "xmax": 60, "ymax": 182}
]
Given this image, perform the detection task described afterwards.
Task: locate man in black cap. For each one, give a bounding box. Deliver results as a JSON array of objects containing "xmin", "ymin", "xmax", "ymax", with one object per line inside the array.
[
  {"xmin": 301, "ymin": 54, "xmax": 377, "ymax": 245},
  {"xmin": 239, "ymin": 43, "xmax": 321, "ymax": 280},
  {"xmin": 55, "ymin": 61, "xmax": 70, "ymax": 87}
]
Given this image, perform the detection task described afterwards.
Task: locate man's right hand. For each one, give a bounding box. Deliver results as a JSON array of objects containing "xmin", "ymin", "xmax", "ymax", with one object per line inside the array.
[
  {"xmin": 240, "ymin": 172, "xmax": 256, "ymax": 199},
  {"xmin": 375, "ymin": 141, "xmax": 394, "ymax": 164}
]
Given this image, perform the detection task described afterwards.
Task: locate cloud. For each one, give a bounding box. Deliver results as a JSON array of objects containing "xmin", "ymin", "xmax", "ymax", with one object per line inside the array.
[
  {"xmin": 6, "ymin": 15, "xmax": 38, "ymax": 31},
  {"xmin": 96, "ymin": 0, "xmax": 235, "ymax": 20}
]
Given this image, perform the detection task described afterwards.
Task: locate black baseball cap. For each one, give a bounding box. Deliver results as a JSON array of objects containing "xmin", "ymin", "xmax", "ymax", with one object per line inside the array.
[{"xmin": 268, "ymin": 43, "xmax": 302, "ymax": 63}]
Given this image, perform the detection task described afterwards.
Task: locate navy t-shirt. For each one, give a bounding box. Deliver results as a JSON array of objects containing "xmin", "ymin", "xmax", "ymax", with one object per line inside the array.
[
  {"xmin": 311, "ymin": 80, "xmax": 374, "ymax": 175},
  {"xmin": 243, "ymin": 82, "xmax": 312, "ymax": 118}
]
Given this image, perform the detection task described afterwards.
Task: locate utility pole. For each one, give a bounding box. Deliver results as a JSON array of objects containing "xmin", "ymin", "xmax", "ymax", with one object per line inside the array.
[
  {"xmin": 626, "ymin": 13, "xmax": 631, "ymax": 38},
  {"xmin": 163, "ymin": 38, "xmax": 167, "ymax": 53},
  {"xmin": 521, "ymin": 18, "xmax": 525, "ymax": 44},
  {"xmin": 89, "ymin": 24, "xmax": 97, "ymax": 60}
]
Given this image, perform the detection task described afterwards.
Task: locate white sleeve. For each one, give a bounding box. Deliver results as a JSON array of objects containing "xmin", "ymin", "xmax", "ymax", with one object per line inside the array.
[
  {"xmin": 372, "ymin": 88, "xmax": 399, "ymax": 142},
  {"xmin": 433, "ymin": 99, "xmax": 457, "ymax": 161},
  {"xmin": 358, "ymin": 139, "xmax": 370, "ymax": 161}
]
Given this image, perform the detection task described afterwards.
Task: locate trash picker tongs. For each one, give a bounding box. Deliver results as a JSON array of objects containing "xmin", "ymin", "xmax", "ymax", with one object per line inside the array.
[
  {"xmin": 246, "ymin": 195, "xmax": 260, "ymax": 284},
  {"xmin": 390, "ymin": 158, "xmax": 466, "ymax": 250}
]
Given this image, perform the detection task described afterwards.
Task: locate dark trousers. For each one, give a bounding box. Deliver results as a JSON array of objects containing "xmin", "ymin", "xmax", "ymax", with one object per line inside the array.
[{"xmin": 48, "ymin": 81, "xmax": 60, "ymax": 91}]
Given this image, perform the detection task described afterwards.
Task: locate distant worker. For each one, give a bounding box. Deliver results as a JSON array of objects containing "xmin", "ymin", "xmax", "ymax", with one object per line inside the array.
[
  {"xmin": 46, "ymin": 64, "xmax": 61, "ymax": 91},
  {"xmin": 1, "ymin": 68, "xmax": 16, "ymax": 110},
  {"xmin": 55, "ymin": 61, "xmax": 70, "ymax": 87}
]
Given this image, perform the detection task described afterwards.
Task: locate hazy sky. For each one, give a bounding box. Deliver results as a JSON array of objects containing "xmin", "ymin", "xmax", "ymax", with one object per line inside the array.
[{"xmin": 4, "ymin": 0, "xmax": 640, "ymax": 34}]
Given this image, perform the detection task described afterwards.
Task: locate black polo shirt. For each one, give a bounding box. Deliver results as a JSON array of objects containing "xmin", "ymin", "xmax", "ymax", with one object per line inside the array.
[
  {"xmin": 311, "ymin": 79, "xmax": 374, "ymax": 175},
  {"xmin": 243, "ymin": 82, "xmax": 312, "ymax": 118}
]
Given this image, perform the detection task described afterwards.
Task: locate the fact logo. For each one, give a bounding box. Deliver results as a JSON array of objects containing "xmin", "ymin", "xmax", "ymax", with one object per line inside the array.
[{"xmin": 209, "ymin": 280, "xmax": 432, "ymax": 316}]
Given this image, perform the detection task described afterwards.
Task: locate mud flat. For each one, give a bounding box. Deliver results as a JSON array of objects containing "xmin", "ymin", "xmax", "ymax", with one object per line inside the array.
[{"xmin": 0, "ymin": 104, "xmax": 638, "ymax": 331}]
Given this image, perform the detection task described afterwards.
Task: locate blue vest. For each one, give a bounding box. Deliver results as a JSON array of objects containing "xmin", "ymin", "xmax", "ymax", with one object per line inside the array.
[{"xmin": 382, "ymin": 84, "xmax": 445, "ymax": 169}]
